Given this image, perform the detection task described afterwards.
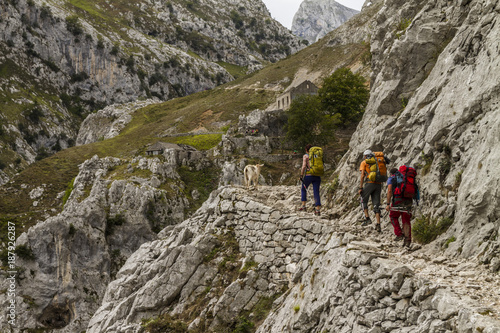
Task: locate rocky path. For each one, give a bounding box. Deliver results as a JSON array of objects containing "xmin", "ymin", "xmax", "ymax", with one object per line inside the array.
[{"xmin": 244, "ymin": 185, "xmax": 500, "ymax": 322}]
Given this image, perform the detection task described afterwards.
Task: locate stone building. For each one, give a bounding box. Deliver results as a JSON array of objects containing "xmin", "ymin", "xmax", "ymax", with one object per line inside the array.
[{"xmin": 276, "ymin": 80, "xmax": 319, "ymax": 110}]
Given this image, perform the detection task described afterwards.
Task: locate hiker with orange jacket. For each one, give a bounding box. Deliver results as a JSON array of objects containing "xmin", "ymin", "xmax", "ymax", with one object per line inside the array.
[{"xmin": 358, "ymin": 149, "xmax": 389, "ymax": 232}]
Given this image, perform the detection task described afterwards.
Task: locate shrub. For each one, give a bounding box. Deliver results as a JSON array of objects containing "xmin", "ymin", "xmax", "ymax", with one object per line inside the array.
[
  {"xmin": 444, "ymin": 236, "xmax": 456, "ymax": 248},
  {"xmin": 438, "ymin": 159, "xmax": 452, "ymax": 182},
  {"xmin": 141, "ymin": 314, "xmax": 188, "ymax": 333},
  {"xmin": 285, "ymin": 95, "xmax": 340, "ymax": 150},
  {"xmin": 62, "ymin": 177, "xmax": 75, "ymax": 206},
  {"xmin": 68, "ymin": 223, "xmax": 76, "ymax": 236},
  {"xmin": 230, "ymin": 10, "xmax": 244, "ymax": 29},
  {"xmin": 65, "ymin": 15, "xmax": 83, "ymax": 36},
  {"xmin": 318, "ymin": 67, "xmax": 369, "ymax": 126},
  {"xmin": 420, "ymin": 151, "xmax": 434, "ymax": 176},
  {"xmin": 395, "ymin": 18, "xmax": 412, "ymax": 39},
  {"xmin": 105, "ymin": 213, "xmax": 126, "ymax": 237},
  {"xmin": 70, "ymin": 71, "xmax": 89, "ymax": 83},
  {"xmin": 16, "ymin": 245, "xmax": 35, "ymax": 260},
  {"xmin": 110, "ymin": 43, "xmax": 120, "ymax": 56},
  {"xmin": 413, "ymin": 215, "xmax": 454, "ymax": 244}
]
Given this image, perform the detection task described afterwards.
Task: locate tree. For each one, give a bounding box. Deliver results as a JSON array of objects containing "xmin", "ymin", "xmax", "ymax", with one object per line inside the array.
[
  {"xmin": 318, "ymin": 68, "xmax": 369, "ymax": 125},
  {"xmin": 285, "ymin": 95, "xmax": 340, "ymax": 150}
]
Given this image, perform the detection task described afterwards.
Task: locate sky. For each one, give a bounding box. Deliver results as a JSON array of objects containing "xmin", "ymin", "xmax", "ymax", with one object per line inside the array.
[{"xmin": 261, "ymin": 0, "xmax": 365, "ymax": 29}]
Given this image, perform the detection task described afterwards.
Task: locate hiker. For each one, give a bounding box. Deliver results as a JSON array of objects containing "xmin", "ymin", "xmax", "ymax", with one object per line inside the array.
[
  {"xmin": 386, "ymin": 166, "xmax": 419, "ymax": 248},
  {"xmin": 299, "ymin": 144, "xmax": 323, "ymax": 216},
  {"xmin": 359, "ymin": 149, "xmax": 389, "ymax": 232}
]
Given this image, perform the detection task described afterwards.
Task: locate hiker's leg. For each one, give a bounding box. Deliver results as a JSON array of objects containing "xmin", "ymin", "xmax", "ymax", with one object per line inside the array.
[
  {"xmin": 389, "ymin": 210, "xmax": 403, "ymax": 236},
  {"xmin": 372, "ymin": 183, "xmax": 382, "ymax": 224},
  {"xmin": 301, "ymin": 176, "xmax": 312, "ymax": 203},
  {"xmin": 402, "ymin": 212, "xmax": 412, "ymax": 242},
  {"xmin": 312, "ymin": 176, "xmax": 321, "ymax": 208},
  {"xmin": 361, "ymin": 185, "xmax": 372, "ymax": 218}
]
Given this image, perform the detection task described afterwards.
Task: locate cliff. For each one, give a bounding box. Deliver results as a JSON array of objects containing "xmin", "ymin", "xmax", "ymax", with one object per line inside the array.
[
  {"xmin": 0, "ymin": 0, "xmax": 303, "ymax": 183},
  {"xmin": 292, "ymin": 0, "xmax": 359, "ymax": 44}
]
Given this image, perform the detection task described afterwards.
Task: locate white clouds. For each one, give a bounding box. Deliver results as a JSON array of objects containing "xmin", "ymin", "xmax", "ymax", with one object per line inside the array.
[{"xmin": 261, "ymin": 0, "xmax": 365, "ymax": 29}]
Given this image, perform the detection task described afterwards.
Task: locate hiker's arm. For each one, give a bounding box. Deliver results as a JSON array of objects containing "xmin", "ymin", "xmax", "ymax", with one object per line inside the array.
[
  {"xmin": 300, "ymin": 155, "xmax": 308, "ymax": 178},
  {"xmin": 385, "ymin": 184, "xmax": 393, "ymax": 211},
  {"xmin": 359, "ymin": 170, "xmax": 364, "ymax": 194}
]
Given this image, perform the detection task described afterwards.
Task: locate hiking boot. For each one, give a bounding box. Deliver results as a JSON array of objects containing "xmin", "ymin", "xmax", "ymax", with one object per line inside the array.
[
  {"xmin": 314, "ymin": 210, "xmax": 321, "ymax": 216},
  {"xmin": 361, "ymin": 217, "xmax": 371, "ymax": 226},
  {"xmin": 375, "ymin": 223, "xmax": 381, "ymax": 233},
  {"xmin": 403, "ymin": 238, "xmax": 411, "ymax": 248},
  {"xmin": 298, "ymin": 206, "xmax": 306, "ymax": 212},
  {"xmin": 394, "ymin": 235, "xmax": 404, "ymax": 242}
]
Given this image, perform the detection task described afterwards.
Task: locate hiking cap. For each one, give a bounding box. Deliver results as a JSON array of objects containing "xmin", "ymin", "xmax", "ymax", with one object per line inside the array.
[{"xmin": 363, "ymin": 149, "xmax": 373, "ymax": 156}]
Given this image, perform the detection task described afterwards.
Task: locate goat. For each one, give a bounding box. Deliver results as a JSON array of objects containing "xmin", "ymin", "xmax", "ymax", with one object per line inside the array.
[{"xmin": 244, "ymin": 164, "xmax": 264, "ymax": 189}]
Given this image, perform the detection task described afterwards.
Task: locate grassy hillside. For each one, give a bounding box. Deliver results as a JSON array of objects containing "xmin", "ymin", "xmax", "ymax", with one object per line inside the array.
[{"xmin": 0, "ymin": 9, "xmax": 372, "ymax": 239}]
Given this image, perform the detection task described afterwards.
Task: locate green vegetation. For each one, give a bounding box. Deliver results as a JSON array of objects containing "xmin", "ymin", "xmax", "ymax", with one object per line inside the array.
[
  {"xmin": 293, "ymin": 305, "xmax": 300, "ymax": 313},
  {"xmin": 318, "ymin": 67, "xmax": 370, "ymax": 125},
  {"xmin": 65, "ymin": 15, "xmax": 83, "ymax": 35},
  {"xmin": 444, "ymin": 236, "xmax": 456, "ymax": 249},
  {"xmin": 395, "ymin": 18, "xmax": 412, "ymax": 39},
  {"xmin": 217, "ymin": 62, "xmax": 248, "ymax": 79},
  {"xmin": 285, "ymin": 67, "xmax": 368, "ymax": 150},
  {"xmin": 453, "ymin": 170, "xmax": 463, "ymax": 191},
  {"xmin": 105, "ymin": 213, "xmax": 126, "ymax": 237},
  {"xmin": 438, "ymin": 159, "xmax": 452, "ymax": 182},
  {"xmin": 62, "ymin": 177, "xmax": 76, "ymax": 207},
  {"xmin": 285, "ymin": 95, "xmax": 339, "ymax": 150},
  {"xmin": 420, "ymin": 151, "xmax": 434, "ymax": 176},
  {"xmin": 413, "ymin": 216, "xmax": 454, "ymax": 244},
  {"xmin": 178, "ymin": 165, "xmax": 219, "ymax": 213},
  {"xmin": 141, "ymin": 314, "xmax": 188, "ymax": 333},
  {"xmin": 167, "ymin": 134, "xmax": 223, "ymax": 151}
]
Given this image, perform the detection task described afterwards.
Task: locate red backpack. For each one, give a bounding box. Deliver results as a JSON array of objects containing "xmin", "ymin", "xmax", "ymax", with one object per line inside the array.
[{"xmin": 392, "ymin": 165, "xmax": 419, "ymax": 205}]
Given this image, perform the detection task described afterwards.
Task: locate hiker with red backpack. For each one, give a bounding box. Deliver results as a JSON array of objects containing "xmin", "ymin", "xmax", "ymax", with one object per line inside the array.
[
  {"xmin": 359, "ymin": 149, "xmax": 389, "ymax": 232},
  {"xmin": 385, "ymin": 166, "xmax": 420, "ymax": 248}
]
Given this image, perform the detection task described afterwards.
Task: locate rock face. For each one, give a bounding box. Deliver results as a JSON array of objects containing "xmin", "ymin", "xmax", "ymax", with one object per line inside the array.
[
  {"xmin": 76, "ymin": 98, "xmax": 161, "ymax": 146},
  {"xmin": 0, "ymin": 0, "xmax": 303, "ymax": 181},
  {"xmin": 292, "ymin": 0, "xmax": 359, "ymax": 44},
  {"xmin": 85, "ymin": 186, "xmax": 500, "ymax": 332},
  {"xmin": 332, "ymin": 0, "xmax": 500, "ymax": 267},
  {"xmin": 0, "ymin": 146, "xmax": 214, "ymax": 332}
]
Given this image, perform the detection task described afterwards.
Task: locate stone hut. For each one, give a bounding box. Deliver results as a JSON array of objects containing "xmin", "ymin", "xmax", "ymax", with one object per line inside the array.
[
  {"xmin": 146, "ymin": 142, "xmax": 167, "ymax": 156},
  {"xmin": 276, "ymin": 80, "xmax": 319, "ymax": 110}
]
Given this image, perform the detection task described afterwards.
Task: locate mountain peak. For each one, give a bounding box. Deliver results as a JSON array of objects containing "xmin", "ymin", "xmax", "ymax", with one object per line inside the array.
[{"xmin": 292, "ymin": 0, "xmax": 359, "ymax": 44}]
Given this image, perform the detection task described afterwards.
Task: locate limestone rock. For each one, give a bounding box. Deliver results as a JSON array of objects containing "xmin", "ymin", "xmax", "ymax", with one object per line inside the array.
[{"xmin": 292, "ymin": 0, "xmax": 359, "ymax": 44}]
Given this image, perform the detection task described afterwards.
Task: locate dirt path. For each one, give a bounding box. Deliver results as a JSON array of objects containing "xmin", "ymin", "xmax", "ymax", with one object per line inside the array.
[{"xmin": 243, "ymin": 185, "xmax": 500, "ymax": 321}]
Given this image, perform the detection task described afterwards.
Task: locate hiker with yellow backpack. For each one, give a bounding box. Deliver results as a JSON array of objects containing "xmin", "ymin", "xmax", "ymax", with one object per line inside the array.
[
  {"xmin": 358, "ymin": 149, "xmax": 390, "ymax": 232},
  {"xmin": 299, "ymin": 144, "xmax": 324, "ymax": 216}
]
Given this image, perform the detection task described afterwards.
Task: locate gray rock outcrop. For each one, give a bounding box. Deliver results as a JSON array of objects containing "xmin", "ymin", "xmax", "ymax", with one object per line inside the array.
[
  {"xmin": 292, "ymin": 0, "xmax": 359, "ymax": 44},
  {"xmin": 0, "ymin": 0, "xmax": 304, "ymax": 179},
  {"xmin": 0, "ymin": 145, "xmax": 214, "ymax": 332},
  {"xmin": 85, "ymin": 186, "xmax": 500, "ymax": 332},
  {"xmin": 76, "ymin": 98, "xmax": 161, "ymax": 146},
  {"xmin": 331, "ymin": 0, "xmax": 500, "ymax": 266}
]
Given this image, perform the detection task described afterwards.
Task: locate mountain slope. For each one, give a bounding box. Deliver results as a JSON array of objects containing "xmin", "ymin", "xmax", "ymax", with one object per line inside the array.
[{"xmin": 0, "ymin": 0, "xmax": 303, "ymax": 183}]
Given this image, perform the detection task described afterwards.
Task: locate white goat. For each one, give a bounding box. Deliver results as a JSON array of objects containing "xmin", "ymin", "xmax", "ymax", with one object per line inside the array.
[{"xmin": 244, "ymin": 164, "xmax": 264, "ymax": 189}]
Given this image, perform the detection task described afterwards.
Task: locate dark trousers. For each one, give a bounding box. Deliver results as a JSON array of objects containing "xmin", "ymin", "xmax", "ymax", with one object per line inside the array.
[
  {"xmin": 301, "ymin": 175, "xmax": 321, "ymax": 206},
  {"xmin": 362, "ymin": 183, "xmax": 382, "ymax": 213}
]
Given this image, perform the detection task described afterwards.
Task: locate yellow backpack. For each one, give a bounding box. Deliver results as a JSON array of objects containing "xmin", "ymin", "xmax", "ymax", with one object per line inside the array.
[
  {"xmin": 366, "ymin": 152, "xmax": 388, "ymax": 182},
  {"xmin": 307, "ymin": 147, "xmax": 324, "ymax": 176}
]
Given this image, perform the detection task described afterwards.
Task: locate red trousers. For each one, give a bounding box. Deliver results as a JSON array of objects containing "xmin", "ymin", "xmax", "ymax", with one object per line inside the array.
[{"xmin": 389, "ymin": 210, "xmax": 412, "ymax": 240}]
